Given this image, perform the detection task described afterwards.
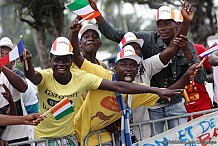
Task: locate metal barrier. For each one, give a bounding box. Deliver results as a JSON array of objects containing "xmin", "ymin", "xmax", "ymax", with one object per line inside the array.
[
  {"xmin": 9, "ymin": 136, "xmax": 78, "ymax": 146},
  {"xmin": 84, "ymin": 108, "xmax": 218, "ymax": 146}
]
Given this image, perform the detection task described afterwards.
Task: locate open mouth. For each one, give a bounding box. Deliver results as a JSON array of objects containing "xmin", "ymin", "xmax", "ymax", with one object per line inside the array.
[{"xmin": 124, "ymin": 73, "xmax": 132, "ymax": 82}]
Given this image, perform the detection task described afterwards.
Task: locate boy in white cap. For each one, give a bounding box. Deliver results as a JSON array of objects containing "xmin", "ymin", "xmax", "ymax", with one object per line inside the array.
[
  {"xmin": 88, "ymin": 0, "xmax": 206, "ymax": 135},
  {"xmin": 23, "ymin": 36, "xmax": 182, "ymax": 145},
  {"xmin": 69, "ymin": 23, "xmax": 108, "ymax": 70},
  {"xmin": 68, "ymin": 18, "xmax": 200, "ymax": 145}
]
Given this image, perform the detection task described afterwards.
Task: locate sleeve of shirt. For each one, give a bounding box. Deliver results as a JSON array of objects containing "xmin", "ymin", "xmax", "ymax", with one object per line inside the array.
[
  {"xmin": 143, "ymin": 54, "xmax": 167, "ymax": 79},
  {"xmin": 97, "ymin": 19, "xmax": 126, "ymax": 43},
  {"xmin": 81, "ymin": 59, "xmax": 112, "ymax": 79}
]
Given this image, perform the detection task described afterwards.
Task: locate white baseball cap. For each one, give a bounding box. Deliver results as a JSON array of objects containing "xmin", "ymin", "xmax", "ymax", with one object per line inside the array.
[
  {"xmin": 0, "ymin": 37, "xmax": 14, "ymax": 49},
  {"xmin": 115, "ymin": 45, "xmax": 141, "ymax": 64},
  {"xmin": 173, "ymin": 9, "xmax": 183, "ymax": 23},
  {"xmin": 79, "ymin": 24, "xmax": 101, "ymax": 39},
  {"xmin": 156, "ymin": 6, "xmax": 175, "ymax": 21},
  {"xmin": 50, "ymin": 37, "xmax": 73, "ymax": 56},
  {"xmin": 120, "ymin": 32, "xmax": 144, "ymax": 48}
]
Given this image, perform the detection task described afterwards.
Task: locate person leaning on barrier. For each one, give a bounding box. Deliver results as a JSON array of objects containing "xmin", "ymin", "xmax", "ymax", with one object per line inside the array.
[
  {"xmin": 88, "ymin": 0, "xmax": 207, "ymax": 135},
  {"xmin": 69, "ymin": 19, "xmax": 200, "ymax": 146},
  {"xmin": 21, "ymin": 36, "xmax": 182, "ymax": 145}
]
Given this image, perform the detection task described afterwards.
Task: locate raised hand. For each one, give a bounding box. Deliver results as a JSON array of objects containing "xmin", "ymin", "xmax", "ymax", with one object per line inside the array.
[
  {"xmin": 180, "ymin": 0, "xmax": 194, "ymax": 21},
  {"xmin": 23, "ymin": 113, "xmax": 44, "ymax": 126},
  {"xmin": 88, "ymin": 0, "xmax": 99, "ymax": 12},
  {"xmin": 186, "ymin": 63, "xmax": 201, "ymax": 80},
  {"xmin": 69, "ymin": 19, "xmax": 82, "ymax": 33}
]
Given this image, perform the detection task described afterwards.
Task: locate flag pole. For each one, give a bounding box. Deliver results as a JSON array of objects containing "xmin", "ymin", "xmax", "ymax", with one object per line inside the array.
[
  {"xmin": 20, "ymin": 35, "xmax": 28, "ymax": 71},
  {"xmin": 196, "ymin": 57, "xmax": 206, "ymax": 68},
  {"xmin": 42, "ymin": 97, "xmax": 69, "ymax": 117},
  {"xmin": 78, "ymin": 12, "xmax": 94, "ymax": 24}
]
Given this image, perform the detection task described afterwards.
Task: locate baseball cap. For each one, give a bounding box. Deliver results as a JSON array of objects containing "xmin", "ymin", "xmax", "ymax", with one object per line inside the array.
[
  {"xmin": 115, "ymin": 45, "xmax": 141, "ymax": 64},
  {"xmin": 156, "ymin": 6, "xmax": 175, "ymax": 21},
  {"xmin": 50, "ymin": 37, "xmax": 73, "ymax": 56},
  {"xmin": 121, "ymin": 32, "xmax": 144, "ymax": 48},
  {"xmin": 173, "ymin": 9, "xmax": 183, "ymax": 23},
  {"xmin": 79, "ymin": 24, "xmax": 101, "ymax": 39},
  {"xmin": 0, "ymin": 37, "xmax": 14, "ymax": 49}
]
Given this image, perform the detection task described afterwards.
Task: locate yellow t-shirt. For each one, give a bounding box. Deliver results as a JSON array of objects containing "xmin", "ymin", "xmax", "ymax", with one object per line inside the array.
[
  {"xmin": 74, "ymin": 59, "xmax": 160, "ymax": 146},
  {"xmin": 34, "ymin": 68, "xmax": 103, "ymax": 139}
]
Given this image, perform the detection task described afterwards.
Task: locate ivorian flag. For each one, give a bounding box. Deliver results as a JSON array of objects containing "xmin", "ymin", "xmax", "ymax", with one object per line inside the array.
[
  {"xmin": 51, "ymin": 97, "xmax": 74, "ymax": 120},
  {"xmin": 66, "ymin": 0, "xmax": 101, "ymax": 20},
  {"xmin": 0, "ymin": 39, "xmax": 24, "ymax": 67}
]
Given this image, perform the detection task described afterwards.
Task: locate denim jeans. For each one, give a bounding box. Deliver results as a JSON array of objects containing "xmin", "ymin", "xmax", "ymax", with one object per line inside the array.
[{"xmin": 148, "ymin": 101, "xmax": 187, "ymax": 136}]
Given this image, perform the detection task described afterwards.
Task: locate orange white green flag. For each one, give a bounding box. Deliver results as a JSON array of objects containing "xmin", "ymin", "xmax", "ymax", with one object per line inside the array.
[
  {"xmin": 50, "ymin": 97, "xmax": 74, "ymax": 120},
  {"xmin": 66, "ymin": 0, "xmax": 101, "ymax": 20}
]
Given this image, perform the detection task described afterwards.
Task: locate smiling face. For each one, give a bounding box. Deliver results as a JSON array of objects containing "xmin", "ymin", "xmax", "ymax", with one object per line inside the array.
[
  {"xmin": 50, "ymin": 54, "xmax": 73, "ymax": 77},
  {"xmin": 156, "ymin": 19, "xmax": 177, "ymax": 45},
  {"xmin": 80, "ymin": 29, "xmax": 102, "ymax": 55},
  {"xmin": 114, "ymin": 58, "xmax": 138, "ymax": 82}
]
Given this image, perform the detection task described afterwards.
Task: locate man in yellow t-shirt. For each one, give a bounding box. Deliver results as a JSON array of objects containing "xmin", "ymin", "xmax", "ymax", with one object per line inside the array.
[{"xmin": 23, "ymin": 36, "xmax": 181, "ymax": 144}]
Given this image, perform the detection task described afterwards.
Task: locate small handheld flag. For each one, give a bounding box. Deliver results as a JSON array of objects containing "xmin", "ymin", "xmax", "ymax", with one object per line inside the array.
[
  {"xmin": 0, "ymin": 38, "xmax": 24, "ymax": 67},
  {"xmin": 199, "ymin": 42, "xmax": 218, "ymax": 58},
  {"xmin": 67, "ymin": 0, "xmax": 101, "ymax": 21},
  {"xmin": 43, "ymin": 97, "xmax": 74, "ymax": 120}
]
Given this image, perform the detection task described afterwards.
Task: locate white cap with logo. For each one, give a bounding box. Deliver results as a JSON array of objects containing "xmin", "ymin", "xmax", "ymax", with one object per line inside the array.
[
  {"xmin": 121, "ymin": 32, "xmax": 144, "ymax": 48},
  {"xmin": 115, "ymin": 45, "xmax": 141, "ymax": 64},
  {"xmin": 79, "ymin": 24, "xmax": 101, "ymax": 39},
  {"xmin": 156, "ymin": 6, "xmax": 175, "ymax": 21},
  {"xmin": 0, "ymin": 37, "xmax": 14, "ymax": 49},
  {"xmin": 50, "ymin": 37, "xmax": 73, "ymax": 56}
]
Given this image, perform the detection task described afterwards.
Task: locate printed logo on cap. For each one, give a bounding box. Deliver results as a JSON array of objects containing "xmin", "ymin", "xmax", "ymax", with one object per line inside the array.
[
  {"xmin": 118, "ymin": 32, "xmax": 144, "ymax": 51},
  {"xmin": 115, "ymin": 45, "xmax": 141, "ymax": 64},
  {"xmin": 50, "ymin": 37, "xmax": 73, "ymax": 55},
  {"xmin": 156, "ymin": 6, "xmax": 175, "ymax": 21}
]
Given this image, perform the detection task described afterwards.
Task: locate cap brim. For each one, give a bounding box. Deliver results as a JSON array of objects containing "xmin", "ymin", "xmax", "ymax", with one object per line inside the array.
[
  {"xmin": 123, "ymin": 39, "xmax": 144, "ymax": 48},
  {"xmin": 50, "ymin": 51, "xmax": 73, "ymax": 56},
  {"xmin": 116, "ymin": 55, "xmax": 141, "ymax": 64},
  {"xmin": 79, "ymin": 25, "xmax": 101, "ymax": 39},
  {"xmin": 0, "ymin": 44, "xmax": 13, "ymax": 49}
]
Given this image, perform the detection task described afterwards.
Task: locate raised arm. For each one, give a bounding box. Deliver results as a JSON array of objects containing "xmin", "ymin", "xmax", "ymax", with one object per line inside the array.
[
  {"xmin": 1, "ymin": 66, "xmax": 27, "ymax": 93},
  {"xmin": 22, "ymin": 49, "xmax": 42, "ymax": 85},
  {"xmin": 69, "ymin": 19, "xmax": 85, "ymax": 68},
  {"xmin": 159, "ymin": 1, "xmax": 194, "ymax": 65}
]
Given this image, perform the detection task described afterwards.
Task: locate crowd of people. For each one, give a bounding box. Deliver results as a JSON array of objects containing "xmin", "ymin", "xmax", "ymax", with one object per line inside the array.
[{"xmin": 0, "ymin": 0, "xmax": 218, "ymax": 145}]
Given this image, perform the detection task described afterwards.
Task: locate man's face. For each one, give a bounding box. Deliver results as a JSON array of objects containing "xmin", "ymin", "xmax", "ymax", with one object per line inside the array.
[
  {"xmin": 80, "ymin": 30, "xmax": 102, "ymax": 55},
  {"xmin": 0, "ymin": 46, "xmax": 15, "ymax": 69},
  {"xmin": 156, "ymin": 19, "xmax": 177, "ymax": 45},
  {"xmin": 114, "ymin": 58, "xmax": 138, "ymax": 83},
  {"xmin": 50, "ymin": 54, "xmax": 72, "ymax": 77}
]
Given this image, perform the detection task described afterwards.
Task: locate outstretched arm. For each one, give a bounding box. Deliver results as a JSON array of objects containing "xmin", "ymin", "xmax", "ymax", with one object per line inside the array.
[
  {"xmin": 0, "ymin": 113, "xmax": 44, "ymax": 126},
  {"xmin": 98, "ymin": 79, "xmax": 182, "ymax": 100},
  {"xmin": 22, "ymin": 49, "xmax": 42, "ymax": 85}
]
